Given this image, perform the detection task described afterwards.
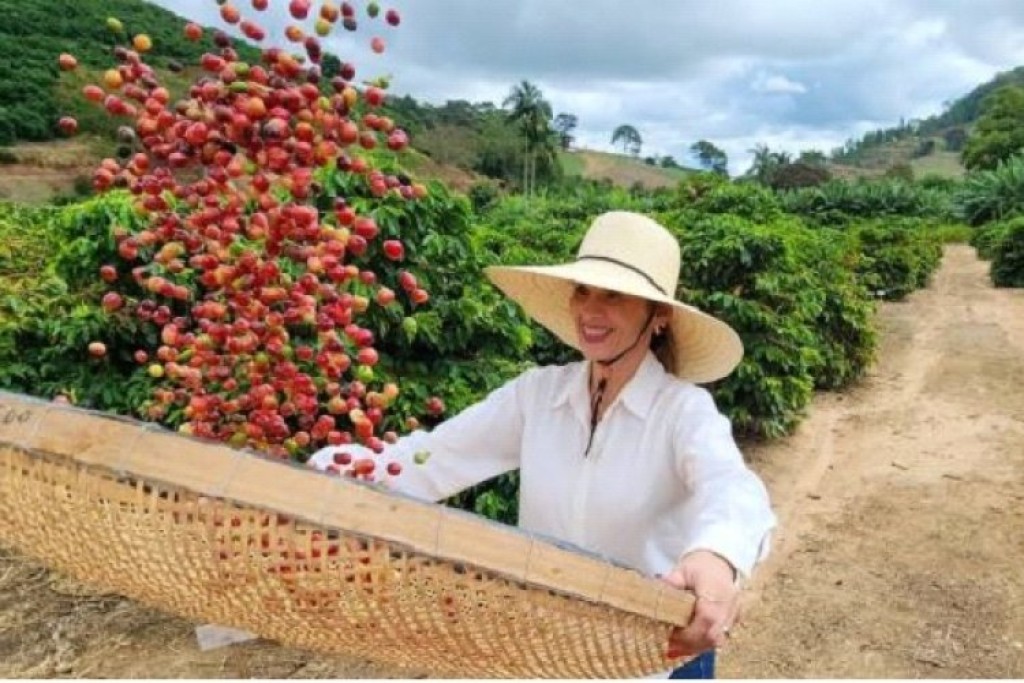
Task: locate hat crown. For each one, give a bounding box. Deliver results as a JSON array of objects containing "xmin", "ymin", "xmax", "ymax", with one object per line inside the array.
[{"xmin": 576, "ymin": 212, "xmax": 680, "ymax": 296}]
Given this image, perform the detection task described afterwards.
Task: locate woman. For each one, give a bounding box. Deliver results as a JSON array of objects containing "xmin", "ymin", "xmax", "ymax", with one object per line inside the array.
[{"xmin": 309, "ymin": 211, "xmax": 776, "ymax": 678}]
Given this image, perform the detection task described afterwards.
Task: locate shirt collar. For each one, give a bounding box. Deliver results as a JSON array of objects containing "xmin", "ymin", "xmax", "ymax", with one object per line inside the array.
[
  {"xmin": 552, "ymin": 351, "xmax": 667, "ymax": 419},
  {"xmin": 553, "ymin": 360, "xmax": 589, "ymax": 420},
  {"xmin": 616, "ymin": 351, "xmax": 668, "ymax": 417}
]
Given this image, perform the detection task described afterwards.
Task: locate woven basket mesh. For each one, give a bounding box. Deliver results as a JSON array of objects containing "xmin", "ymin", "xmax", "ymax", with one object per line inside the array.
[{"xmin": 0, "ymin": 391, "xmax": 693, "ymax": 678}]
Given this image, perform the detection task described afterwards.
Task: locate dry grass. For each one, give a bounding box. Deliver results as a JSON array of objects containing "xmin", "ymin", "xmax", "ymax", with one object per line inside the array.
[
  {"xmin": 569, "ymin": 149, "xmax": 691, "ymax": 189},
  {"xmin": 0, "ymin": 172, "xmax": 86, "ymax": 205},
  {"xmin": 3, "ymin": 138, "xmax": 105, "ymax": 169},
  {"xmin": 399, "ymin": 149, "xmax": 484, "ymax": 192},
  {"xmin": 825, "ymin": 163, "xmax": 887, "ymax": 181},
  {"xmin": 0, "ymin": 137, "xmax": 102, "ymax": 204},
  {"xmin": 910, "ymin": 151, "xmax": 965, "ymax": 179}
]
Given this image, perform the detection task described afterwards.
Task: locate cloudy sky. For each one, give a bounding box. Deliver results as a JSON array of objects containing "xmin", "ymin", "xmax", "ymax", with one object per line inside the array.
[{"xmin": 145, "ymin": 0, "xmax": 1024, "ymax": 174}]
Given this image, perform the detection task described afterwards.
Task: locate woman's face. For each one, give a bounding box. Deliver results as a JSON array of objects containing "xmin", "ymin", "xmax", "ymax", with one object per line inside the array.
[{"xmin": 569, "ymin": 284, "xmax": 660, "ymax": 362}]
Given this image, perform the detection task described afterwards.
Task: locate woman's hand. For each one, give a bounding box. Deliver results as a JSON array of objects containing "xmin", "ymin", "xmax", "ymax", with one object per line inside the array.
[
  {"xmin": 662, "ymin": 550, "xmax": 740, "ymax": 658},
  {"xmin": 306, "ymin": 446, "xmax": 343, "ymax": 471}
]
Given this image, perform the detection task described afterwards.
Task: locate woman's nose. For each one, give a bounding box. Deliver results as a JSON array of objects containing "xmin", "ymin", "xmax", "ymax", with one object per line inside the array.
[
  {"xmin": 573, "ymin": 294, "xmax": 598, "ymax": 315},
  {"xmin": 577, "ymin": 294, "xmax": 604, "ymax": 315}
]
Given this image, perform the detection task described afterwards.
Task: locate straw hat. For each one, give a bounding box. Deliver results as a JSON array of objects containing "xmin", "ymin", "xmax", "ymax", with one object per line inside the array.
[{"xmin": 484, "ymin": 211, "xmax": 743, "ymax": 383}]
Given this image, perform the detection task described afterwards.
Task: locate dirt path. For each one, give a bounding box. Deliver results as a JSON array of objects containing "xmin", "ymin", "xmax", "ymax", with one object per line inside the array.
[
  {"xmin": 1, "ymin": 244, "xmax": 1022, "ymax": 678},
  {"xmin": 723, "ymin": 244, "xmax": 1024, "ymax": 677}
]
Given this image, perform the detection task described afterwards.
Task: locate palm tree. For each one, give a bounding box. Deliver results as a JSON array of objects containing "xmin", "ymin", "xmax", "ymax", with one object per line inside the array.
[
  {"xmin": 611, "ymin": 124, "xmax": 642, "ymax": 156},
  {"xmin": 503, "ymin": 80, "xmax": 554, "ymax": 196},
  {"xmin": 690, "ymin": 139, "xmax": 728, "ymax": 175},
  {"xmin": 746, "ymin": 143, "xmax": 788, "ymax": 185},
  {"xmin": 553, "ymin": 113, "xmax": 578, "ymax": 151}
]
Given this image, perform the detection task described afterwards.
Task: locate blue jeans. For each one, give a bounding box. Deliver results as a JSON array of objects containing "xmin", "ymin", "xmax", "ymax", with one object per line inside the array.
[{"xmin": 668, "ymin": 650, "xmax": 715, "ymax": 679}]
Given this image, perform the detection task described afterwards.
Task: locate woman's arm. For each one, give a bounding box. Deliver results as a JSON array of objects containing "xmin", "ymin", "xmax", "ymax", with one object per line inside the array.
[
  {"xmin": 308, "ymin": 368, "xmax": 536, "ymax": 502},
  {"xmin": 673, "ymin": 390, "xmax": 776, "ymax": 578},
  {"xmin": 663, "ymin": 388, "xmax": 777, "ymax": 656}
]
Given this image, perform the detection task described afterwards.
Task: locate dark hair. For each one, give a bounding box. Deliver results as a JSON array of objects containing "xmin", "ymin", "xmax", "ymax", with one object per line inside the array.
[
  {"xmin": 650, "ymin": 326, "xmax": 677, "ymax": 375},
  {"xmin": 647, "ymin": 302, "xmax": 677, "ymax": 374}
]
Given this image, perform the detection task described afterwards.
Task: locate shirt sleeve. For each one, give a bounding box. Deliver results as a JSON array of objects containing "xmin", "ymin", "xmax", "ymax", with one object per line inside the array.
[
  {"xmin": 673, "ymin": 389, "xmax": 777, "ymax": 579},
  {"xmin": 309, "ymin": 369, "xmax": 533, "ymax": 502}
]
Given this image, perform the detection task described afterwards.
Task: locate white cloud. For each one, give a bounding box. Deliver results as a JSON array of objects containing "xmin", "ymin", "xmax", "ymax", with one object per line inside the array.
[
  {"xmin": 143, "ymin": 0, "xmax": 1024, "ymax": 175},
  {"xmin": 751, "ymin": 74, "xmax": 809, "ymax": 95}
]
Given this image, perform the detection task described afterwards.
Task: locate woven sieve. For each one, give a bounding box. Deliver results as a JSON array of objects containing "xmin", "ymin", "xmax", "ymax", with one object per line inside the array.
[{"xmin": 0, "ymin": 390, "xmax": 694, "ymax": 678}]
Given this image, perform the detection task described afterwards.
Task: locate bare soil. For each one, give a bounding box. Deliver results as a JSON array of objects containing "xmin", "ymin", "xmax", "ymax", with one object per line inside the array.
[
  {"xmin": 1, "ymin": 244, "xmax": 1023, "ymax": 678},
  {"xmin": 723, "ymin": 244, "xmax": 1024, "ymax": 678}
]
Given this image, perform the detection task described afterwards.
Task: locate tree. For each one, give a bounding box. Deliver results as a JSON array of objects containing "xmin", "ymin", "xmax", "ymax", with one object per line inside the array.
[
  {"xmin": 796, "ymin": 149, "xmax": 827, "ymax": 166},
  {"xmin": 413, "ymin": 124, "xmax": 479, "ymax": 168},
  {"xmin": 503, "ymin": 80, "xmax": 555, "ymax": 196},
  {"xmin": 438, "ymin": 99, "xmax": 480, "ymax": 127},
  {"xmin": 770, "ymin": 162, "xmax": 832, "ymax": 190},
  {"xmin": 0, "ymin": 111, "xmax": 15, "ymax": 146},
  {"xmin": 690, "ymin": 140, "xmax": 728, "ymax": 176},
  {"xmin": 747, "ymin": 144, "xmax": 801, "ymax": 186},
  {"xmin": 944, "ymin": 127, "xmax": 967, "ymax": 152},
  {"xmin": 474, "ymin": 113, "xmax": 522, "ymax": 182},
  {"xmin": 611, "ymin": 124, "xmax": 642, "ymax": 156},
  {"xmin": 553, "ymin": 113, "xmax": 578, "ymax": 151},
  {"xmin": 913, "ymin": 139, "xmax": 936, "ymax": 158},
  {"xmin": 746, "ymin": 143, "xmax": 780, "ymax": 185},
  {"xmin": 962, "ymin": 86, "xmax": 1024, "ymax": 170}
]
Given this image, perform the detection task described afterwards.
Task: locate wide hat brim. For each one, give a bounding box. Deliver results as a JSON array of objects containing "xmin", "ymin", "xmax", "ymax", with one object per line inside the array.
[{"xmin": 485, "ymin": 260, "xmax": 743, "ymax": 384}]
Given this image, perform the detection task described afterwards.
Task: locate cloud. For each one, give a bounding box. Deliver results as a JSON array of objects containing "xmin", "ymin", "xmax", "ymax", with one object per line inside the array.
[
  {"xmin": 144, "ymin": 0, "xmax": 1024, "ymax": 174},
  {"xmin": 751, "ymin": 74, "xmax": 809, "ymax": 95}
]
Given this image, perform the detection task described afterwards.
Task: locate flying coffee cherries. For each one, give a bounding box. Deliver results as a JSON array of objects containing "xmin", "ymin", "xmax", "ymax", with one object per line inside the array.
[{"xmin": 66, "ymin": 1, "xmax": 433, "ymax": 482}]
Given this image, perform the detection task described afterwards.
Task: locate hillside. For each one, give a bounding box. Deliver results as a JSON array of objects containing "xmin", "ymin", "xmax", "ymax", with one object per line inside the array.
[
  {"xmin": 3, "ymin": 0, "xmax": 1022, "ymax": 200},
  {"xmin": 0, "ymin": 143, "xmax": 690, "ymax": 205},
  {"xmin": 0, "ymin": 0, "xmax": 261, "ymax": 145},
  {"xmin": 824, "ymin": 66, "xmax": 1024, "ymax": 179},
  {"xmin": 921, "ymin": 65, "xmax": 1024, "ymax": 133},
  {"xmin": 827, "ymin": 152, "xmax": 965, "ymax": 184},
  {"xmin": 0, "ymin": 0, "xmax": 692, "ymax": 203},
  {"xmin": 833, "ymin": 135, "xmax": 966, "ymax": 180},
  {"xmin": 561, "ymin": 149, "xmax": 695, "ymax": 189},
  {"xmin": 0, "ymin": 139, "xmax": 98, "ymax": 204}
]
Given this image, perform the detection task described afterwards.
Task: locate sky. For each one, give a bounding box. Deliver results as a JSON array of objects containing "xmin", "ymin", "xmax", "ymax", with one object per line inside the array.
[{"xmin": 145, "ymin": 0, "xmax": 1024, "ymax": 175}]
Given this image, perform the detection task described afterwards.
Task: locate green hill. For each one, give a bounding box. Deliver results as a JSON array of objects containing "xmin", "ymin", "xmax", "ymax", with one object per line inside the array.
[
  {"xmin": 829, "ymin": 137, "xmax": 967, "ymax": 181},
  {"xmin": 922, "ymin": 66, "xmax": 1024, "ymax": 132},
  {"xmin": 0, "ymin": 0, "xmax": 693, "ymax": 203},
  {"xmin": 5, "ymin": 0, "xmax": 1024, "ymax": 199},
  {"xmin": 826, "ymin": 67, "xmax": 1024, "ymax": 179},
  {"xmin": 0, "ymin": 0, "xmax": 262, "ymax": 145}
]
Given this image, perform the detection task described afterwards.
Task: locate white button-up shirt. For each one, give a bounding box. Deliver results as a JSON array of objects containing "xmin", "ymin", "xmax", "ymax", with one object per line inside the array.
[{"xmin": 310, "ymin": 351, "xmax": 776, "ymax": 579}]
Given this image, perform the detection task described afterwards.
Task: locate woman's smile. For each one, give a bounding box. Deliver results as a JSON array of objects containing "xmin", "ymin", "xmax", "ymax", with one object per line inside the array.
[{"xmin": 579, "ymin": 323, "xmax": 613, "ymax": 345}]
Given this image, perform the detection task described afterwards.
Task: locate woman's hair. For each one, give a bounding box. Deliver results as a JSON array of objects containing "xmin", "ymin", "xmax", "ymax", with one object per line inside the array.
[
  {"xmin": 650, "ymin": 326, "xmax": 677, "ymax": 375},
  {"xmin": 648, "ymin": 302, "xmax": 677, "ymax": 374}
]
